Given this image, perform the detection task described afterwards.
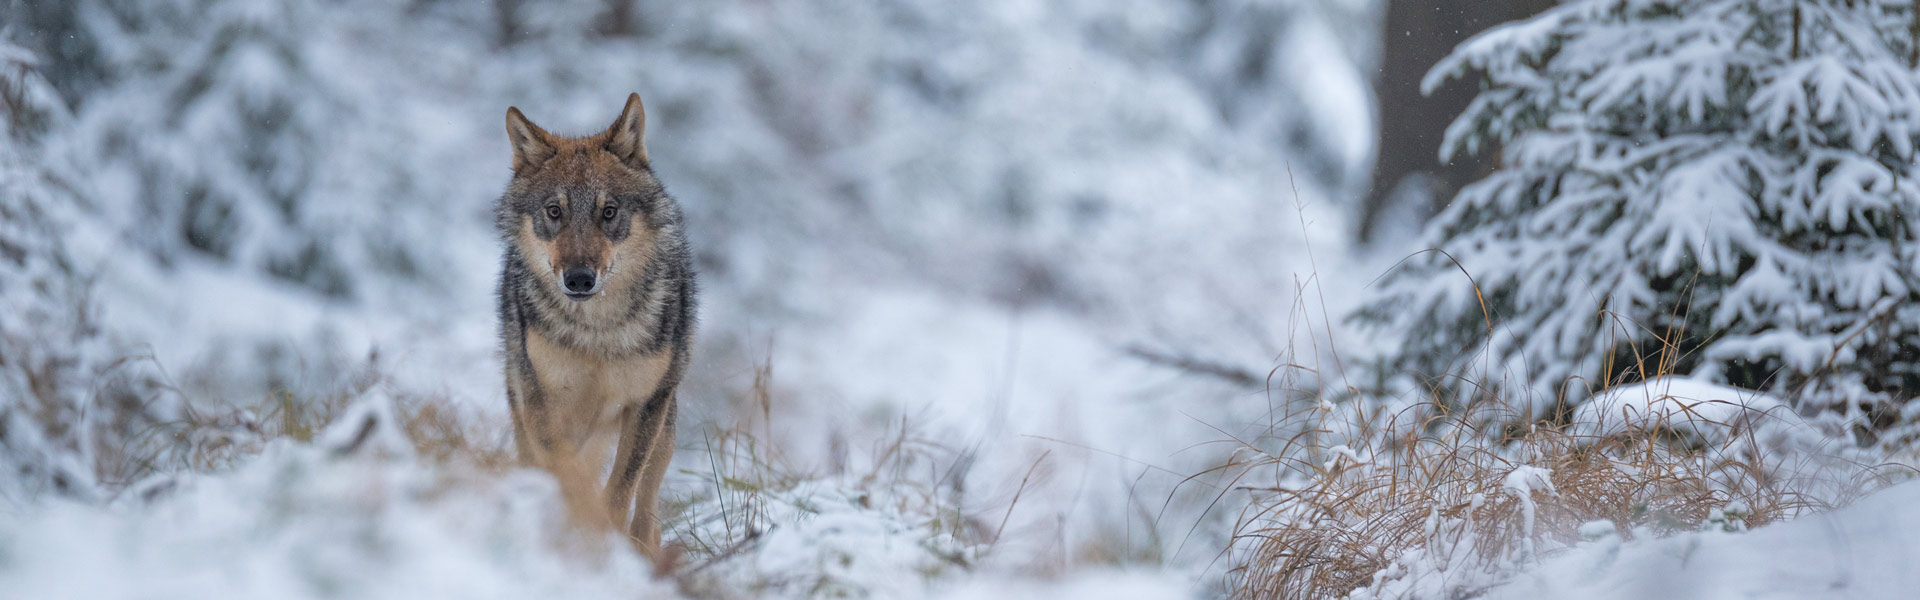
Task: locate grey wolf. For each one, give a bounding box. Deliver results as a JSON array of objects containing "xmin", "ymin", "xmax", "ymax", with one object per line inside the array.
[{"xmin": 495, "ymin": 93, "xmax": 696, "ymax": 559}]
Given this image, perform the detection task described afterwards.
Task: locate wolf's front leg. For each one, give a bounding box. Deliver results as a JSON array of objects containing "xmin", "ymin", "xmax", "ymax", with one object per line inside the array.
[
  {"xmin": 503, "ymin": 316, "xmax": 559, "ymax": 467},
  {"xmin": 629, "ymin": 392, "xmax": 677, "ymax": 557},
  {"xmin": 606, "ymin": 386, "xmax": 683, "ymax": 561},
  {"xmin": 506, "ymin": 374, "xmax": 535, "ymax": 463},
  {"xmin": 606, "ymin": 389, "xmax": 671, "ymax": 555},
  {"xmin": 603, "ymin": 403, "xmax": 644, "ymax": 528}
]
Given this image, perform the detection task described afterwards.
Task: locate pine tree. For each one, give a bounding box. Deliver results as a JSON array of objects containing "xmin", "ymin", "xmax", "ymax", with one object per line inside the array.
[
  {"xmin": 1358, "ymin": 0, "xmax": 1920, "ymax": 441},
  {"xmin": 66, "ymin": 0, "xmax": 437, "ymax": 299}
]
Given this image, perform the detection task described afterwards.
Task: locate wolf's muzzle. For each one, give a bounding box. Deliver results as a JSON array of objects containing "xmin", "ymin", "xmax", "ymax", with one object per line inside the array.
[{"xmin": 563, "ymin": 268, "xmax": 599, "ymax": 300}]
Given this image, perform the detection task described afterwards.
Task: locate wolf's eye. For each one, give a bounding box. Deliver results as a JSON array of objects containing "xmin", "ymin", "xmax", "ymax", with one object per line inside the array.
[
  {"xmin": 544, "ymin": 205, "xmax": 562, "ymax": 219},
  {"xmin": 601, "ymin": 205, "xmax": 618, "ymax": 221}
]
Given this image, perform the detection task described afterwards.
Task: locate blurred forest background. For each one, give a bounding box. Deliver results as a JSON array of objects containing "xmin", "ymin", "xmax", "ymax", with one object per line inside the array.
[{"xmin": 3, "ymin": 0, "xmax": 1919, "ymax": 598}]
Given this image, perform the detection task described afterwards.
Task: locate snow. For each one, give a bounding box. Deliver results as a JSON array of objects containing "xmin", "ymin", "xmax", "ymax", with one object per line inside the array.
[
  {"xmin": 0, "ymin": 444, "xmax": 671, "ymax": 600},
  {"xmin": 929, "ymin": 570, "xmax": 1193, "ymax": 600},
  {"xmin": 1502, "ymin": 465, "xmax": 1556, "ymax": 560},
  {"xmin": 1571, "ymin": 378, "xmax": 1812, "ymax": 446},
  {"xmin": 1484, "ymin": 481, "xmax": 1920, "ymax": 600}
]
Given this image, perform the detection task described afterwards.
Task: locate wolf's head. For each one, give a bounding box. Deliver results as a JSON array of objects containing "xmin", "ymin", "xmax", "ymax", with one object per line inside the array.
[{"xmin": 498, "ymin": 94, "xmax": 670, "ymax": 303}]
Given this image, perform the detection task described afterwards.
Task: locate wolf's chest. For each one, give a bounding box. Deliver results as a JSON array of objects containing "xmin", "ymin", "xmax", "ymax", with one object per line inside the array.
[{"xmin": 524, "ymin": 329, "xmax": 673, "ymax": 447}]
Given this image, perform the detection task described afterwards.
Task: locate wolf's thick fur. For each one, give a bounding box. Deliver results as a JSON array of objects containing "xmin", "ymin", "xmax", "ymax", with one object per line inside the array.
[{"xmin": 495, "ymin": 94, "xmax": 696, "ymax": 559}]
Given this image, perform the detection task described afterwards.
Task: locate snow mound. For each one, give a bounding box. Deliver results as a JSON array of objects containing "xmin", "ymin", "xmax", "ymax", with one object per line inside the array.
[
  {"xmin": 0, "ymin": 442, "xmax": 668, "ymax": 600},
  {"xmin": 680, "ymin": 478, "xmax": 976, "ymax": 599},
  {"xmin": 1571, "ymin": 378, "xmax": 1812, "ymax": 445},
  {"xmin": 1484, "ymin": 481, "xmax": 1920, "ymax": 600},
  {"xmin": 928, "ymin": 570, "xmax": 1192, "ymax": 600}
]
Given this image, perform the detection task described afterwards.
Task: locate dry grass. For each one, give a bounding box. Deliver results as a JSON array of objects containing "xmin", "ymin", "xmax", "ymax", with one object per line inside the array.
[
  {"xmin": 1219, "ymin": 391, "xmax": 1897, "ymax": 600},
  {"xmin": 110, "ymin": 356, "xmax": 515, "ymax": 491},
  {"xmin": 100, "ymin": 360, "xmax": 364, "ymax": 488},
  {"xmin": 388, "ymin": 392, "xmax": 516, "ymax": 469},
  {"xmin": 125, "ymin": 363, "xmax": 652, "ymax": 554}
]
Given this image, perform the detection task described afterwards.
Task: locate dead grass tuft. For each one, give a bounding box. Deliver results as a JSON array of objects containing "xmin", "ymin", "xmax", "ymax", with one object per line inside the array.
[
  {"xmin": 116, "ymin": 355, "xmax": 516, "ymax": 490},
  {"xmin": 391, "ymin": 393, "xmax": 515, "ymax": 470},
  {"xmin": 1222, "ymin": 395, "xmax": 1894, "ymax": 600}
]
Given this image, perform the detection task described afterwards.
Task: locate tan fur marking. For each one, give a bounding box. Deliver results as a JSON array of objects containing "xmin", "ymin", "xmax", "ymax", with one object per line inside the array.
[
  {"xmin": 524, "ymin": 330, "xmax": 675, "ymax": 451},
  {"xmin": 515, "ymin": 220, "xmax": 559, "ymax": 290},
  {"xmin": 603, "ymin": 220, "xmax": 658, "ymax": 291}
]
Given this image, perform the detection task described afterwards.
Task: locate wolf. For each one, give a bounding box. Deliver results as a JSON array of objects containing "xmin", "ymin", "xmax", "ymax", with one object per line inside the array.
[{"xmin": 495, "ymin": 93, "xmax": 696, "ymax": 559}]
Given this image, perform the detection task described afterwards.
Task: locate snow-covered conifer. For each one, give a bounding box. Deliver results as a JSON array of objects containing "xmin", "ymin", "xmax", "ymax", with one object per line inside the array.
[{"xmin": 1359, "ymin": 0, "xmax": 1920, "ymax": 441}]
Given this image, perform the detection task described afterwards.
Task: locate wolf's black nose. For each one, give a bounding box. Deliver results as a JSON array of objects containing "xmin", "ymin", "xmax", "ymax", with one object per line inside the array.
[{"xmin": 563, "ymin": 268, "xmax": 597, "ymax": 294}]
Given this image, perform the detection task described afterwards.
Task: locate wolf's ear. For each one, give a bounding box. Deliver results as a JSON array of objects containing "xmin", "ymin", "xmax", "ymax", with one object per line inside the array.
[
  {"xmin": 506, "ymin": 107, "xmax": 557, "ymax": 174},
  {"xmin": 604, "ymin": 93, "xmax": 649, "ymax": 170}
]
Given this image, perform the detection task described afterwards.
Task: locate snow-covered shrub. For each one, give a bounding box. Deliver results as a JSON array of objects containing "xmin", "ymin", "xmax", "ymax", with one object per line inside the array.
[
  {"xmin": 1356, "ymin": 0, "xmax": 1920, "ymax": 434},
  {"xmin": 0, "ymin": 38, "xmax": 172, "ymax": 502}
]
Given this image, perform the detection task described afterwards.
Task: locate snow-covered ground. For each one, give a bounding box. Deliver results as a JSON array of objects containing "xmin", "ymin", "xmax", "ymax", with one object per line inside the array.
[
  {"xmin": 0, "ymin": 403, "xmax": 1201, "ymax": 600},
  {"xmin": 1, "ymin": 441, "xmax": 672, "ymax": 600},
  {"xmin": 1484, "ymin": 481, "xmax": 1920, "ymax": 600}
]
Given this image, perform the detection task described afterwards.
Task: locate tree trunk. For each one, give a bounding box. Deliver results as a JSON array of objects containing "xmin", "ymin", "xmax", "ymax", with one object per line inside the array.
[{"xmin": 1357, "ymin": 0, "xmax": 1554, "ymax": 244}]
